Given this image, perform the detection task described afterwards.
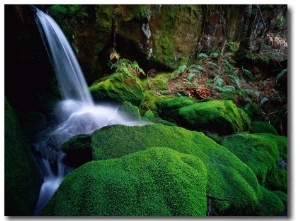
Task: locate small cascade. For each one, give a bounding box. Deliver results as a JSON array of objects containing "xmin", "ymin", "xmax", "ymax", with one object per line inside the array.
[
  {"xmin": 142, "ymin": 23, "xmax": 151, "ymax": 39},
  {"xmin": 32, "ymin": 7, "xmax": 146, "ymax": 215}
]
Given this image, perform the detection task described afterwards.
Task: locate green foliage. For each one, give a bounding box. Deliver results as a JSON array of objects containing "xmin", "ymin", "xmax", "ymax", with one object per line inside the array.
[
  {"xmin": 209, "ymin": 52, "xmax": 219, "ymax": 58},
  {"xmin": 226, "ymin": 41, "xmax": 239, "ymax": 52},
  {"xmin": 5, "ymin": 99, "xmax": 43, "ymax": 215},
  {"xmin": 39, "ymin": 147, "xmax": 208, "ymax": 216},
  {"xmin": 198, "ymin": 53, "xmax": 208, "ymax": 59},
  {"xmin": 134, "ymin": 5, "xmax": 152, "ymax": 21},
  {"xmin": 108, "ymin": 59, "xmax": 145, "ymax": 78},
  {"xmin": 91, "ymin": 123, "xmax": 261, "ymax": 215},
  {"xmin": 277, "ymin": 68, "xmax": 287, "ymax": 80},
  {"xmin": 177, "ymin": 65, "xmax": 187, "ymax": 74}
]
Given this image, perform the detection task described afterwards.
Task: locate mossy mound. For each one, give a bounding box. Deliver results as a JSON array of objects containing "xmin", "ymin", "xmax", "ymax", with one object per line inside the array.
[
  {"xmin": 90, "ymin": 72, "xmax": 144, "ymax": 106},
  {"xmin": 253, "ymin": 186, "xmax": 285, "ymax": 216},
  {"xmin": 157, "ymin": 98, "xmax": 250, "ymax": 135},
  {"xmin": 156, "ymin": 96, "xmax": 196, "ymax": 122},
  {"xmin": 118, "ymin": 101, "xmax": 141, "ymax": 121},
  {"xmin": 61, "ymin": 134, "xmax": 92, "ymax": 168},
  {"xmin": 142, "ymin": 110, "xmax": 175, "ymax": 126},
  {"xmin": 219, "ymin": 133, "xmax": 281, "ymax": 185},
  {"xmin": 91, "ymin": 124, "xmax": 261, "ymax": 215},
  {"xmin": 39, "ymin": 147, "xmax": 208, "ymax": 216},
  {"xmin": 178, "ymin": 100, "xmax": 250, "ymax": 135},
  {"xmin": 19, "ymin": 111, "xmax": 47, "ymax": 137},
  {"xmin": 5, "ymin": 99, "xmax": 43, "ymax": 215},
  {"xmin": 250, "ymin": 121, "xmax": 278, "ymax": 135}
]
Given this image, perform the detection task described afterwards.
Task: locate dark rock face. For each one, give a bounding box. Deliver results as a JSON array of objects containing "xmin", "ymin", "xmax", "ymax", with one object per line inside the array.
[{"xmin": 5, "ymin": 98, "xmax": 43, "ymax": 216}]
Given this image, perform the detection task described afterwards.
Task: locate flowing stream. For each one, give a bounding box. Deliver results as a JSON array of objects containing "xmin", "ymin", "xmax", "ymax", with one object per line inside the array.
[{"xmin": 32, "ymin": 7, "xmax": 145, "ymax": 214}]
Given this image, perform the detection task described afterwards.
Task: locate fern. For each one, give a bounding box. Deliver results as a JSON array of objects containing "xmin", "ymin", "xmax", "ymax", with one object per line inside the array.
[
  {"xmin": 177, "ymin": 65, "xmax": 187, "ymax": 74},
  {"xmin": 214, "ymin": 76, "xmax": 224, "ymax": 87},
  {"xmin": 214, "ymin": 85, "xmax": 235, "ymax": 92},
  {"xmin": 187, "ymin": 73, "xmax": 196, "ymax": 81},
  {"xmin": 210, "ymin": 52, "xmax": 219, "ymax": 58},
  {"xmin": 228, "ymin": 75, "xmax": 241, "ymax": 89},
  {"xmin": 277, "ymin": 68, "xmax": 287, "ymax": 80},
  {"xmin": 198, "ymin": 53, "xmax": 208, "ymax": 60}
]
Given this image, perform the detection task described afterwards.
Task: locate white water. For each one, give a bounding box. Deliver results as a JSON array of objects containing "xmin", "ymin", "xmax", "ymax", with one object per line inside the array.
[{"xmin": 33, "ymin": 7, "xmax": 146, "ymax": 215}]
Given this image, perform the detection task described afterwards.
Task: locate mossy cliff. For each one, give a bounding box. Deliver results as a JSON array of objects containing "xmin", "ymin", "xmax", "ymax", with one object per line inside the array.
[
  {"xmin": 5, "ymin": 98, "xmax": 43, "ymax": 215},
  {"xmin": 45, "ymin": 5, "xmax": 246, "ymax": 77}
]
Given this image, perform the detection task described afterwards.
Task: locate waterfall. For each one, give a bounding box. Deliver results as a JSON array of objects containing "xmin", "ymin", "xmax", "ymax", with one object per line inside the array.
[
  {"xmin": 35, "ymin": 8, "xmax": 93, "ymax": 105},
  {"xmin": 32, "ymin": 7, "xmax": 146, "ymax": 215}
]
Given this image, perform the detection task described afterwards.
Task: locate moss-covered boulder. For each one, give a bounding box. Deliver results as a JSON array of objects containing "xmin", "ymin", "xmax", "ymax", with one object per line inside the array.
[
  {"xmin": 90, "ymin": 71, "xmax": 144, "ymax": 106},
  {"xmin": 156, "ymin": 96, "xmax": 196, "ymax": 122},
  {"xmin": 39, "ymin": 147, "xmax": 208, "ymax": 216},
  {"xmin": 61, "ymin": 134, "xmax": 92, "ymax": 168},
  {"xmin": 117, "ymin": 101, "xmax": 141, "ymax": 121},
  {"xmin": 250, "ymin": 121, "xmax": 278, "ymax": 135},
  {"xmin": 91, "ymin": 123, "xmax": 261, "ymax": 215},
  {"xmin": 19, "ymin": 110, "xmax": 47, "ymax": 137},
  {"xmin": 156, "ymin": 98, "xmax": 250, "ymax": 135},
  {"xmin": 178, "ymin": 100, "xmax": 250, "ymax": 135},
  {"xmin": 219, "ymin": 133, "xmax": 287, "ymax": 193},
  {"xmin": 142, "ymin": 110, "xmax": 175, "ymax": 126},
  {"xmin": 5, "ymin": 98, "xmax": 43, "ymax": 215},
  {"xmin": 253, "ymin": 186, "xmax": 285, "ymax": 216}
]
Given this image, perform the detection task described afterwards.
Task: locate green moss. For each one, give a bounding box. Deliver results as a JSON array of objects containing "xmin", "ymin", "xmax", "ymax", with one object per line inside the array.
[
  {"xmin": 91, "ymin": 124, "xmax": 261, "ymax": 215},
  {"xmin": 273, "ymin": 191, "xmax": 287, "ymax": 207},
  {"xmin": 143, "ymin": 72, "xmax": 173, "ymax": 91},
  {"xmin": 178, "ymin": 100, "xmax": 250, "ymax": 135},
  {"xmin": 265, "ymin": 167, "xmax": 287, "ymax": 193},
  {"xmin": 139, "ymin": 90, "xmax": 160, "ymax": 115},
  {"xmin": 256, "ymin": 55, "xmax": 270, "ymax": 65},
  {"xmin": 253, "ymin": 186, "xmax": 285, "ymax": 216},
  {"xmin": 250, "ymin": 121, "xmax": 278, "ymax": 135},
  {"xmin": 219, "ymin": 133, "xmax": 280, "ymax": 185},
  {"xmin": 61, "ymin": 134, "xmax": 92, "ymax": 168},
  {"xmin": 39, "ymin": 147, "xmax": 208, "ymax": 216},
  {"xmin": 156, "ymin": 96, "xmax": 196, "ymax": 123},
  {"xmin": 255, "ymin": 133, "xmax": 287, "ymax": 193},
  {"xmin": 118, "ymin": 101, "xmax": 141, "ymax": 121},
  {"xmin": 142, "ymin": 110, "xmax": 175, "ymax": 126},
  {"xmin": 90, "ymin": 72, "xmax": 144, "ymax": 106},
  {"xmin": 5, "ymin": 98, "xmax": 43, "ymax": 215},
  {"xmin": 258, "ymin": 133, "xmax": 287, "ymax": 161}
]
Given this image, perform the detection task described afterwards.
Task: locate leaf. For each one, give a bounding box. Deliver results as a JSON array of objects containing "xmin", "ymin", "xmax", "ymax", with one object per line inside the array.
[
  {"xmin": 214, "ymin": 76, "xmax": 223, "ymax": 87},
  {"xmin": 277, "ymin": 68, "xmax": 287, "ymax": 80},
  {"xmin": 228, "ymin": 75, "xmax": 241, "ymax": 89},
  {"xmin": 261, "ymin": 97, "xmax": 269, "ymax": 104},
  {"xmin": 177, "ymin": 65, "xmax": 187, "ymax": 74},
  {"xmin": 198, "ymin": 53, "xmax": 208, "ymax": 59},
  {"xmin": 209, "ymin": 52, "xmax": 219, "ymax": 58},
  {"xmin": 187, "ymin": 73, "xmax": 196, "ymax": 81}
]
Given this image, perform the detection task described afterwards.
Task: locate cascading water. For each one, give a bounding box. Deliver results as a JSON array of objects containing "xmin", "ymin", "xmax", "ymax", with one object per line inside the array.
[{"xmin": 32, "ymin": 7, "xmax": 146, "ymax": 215}]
